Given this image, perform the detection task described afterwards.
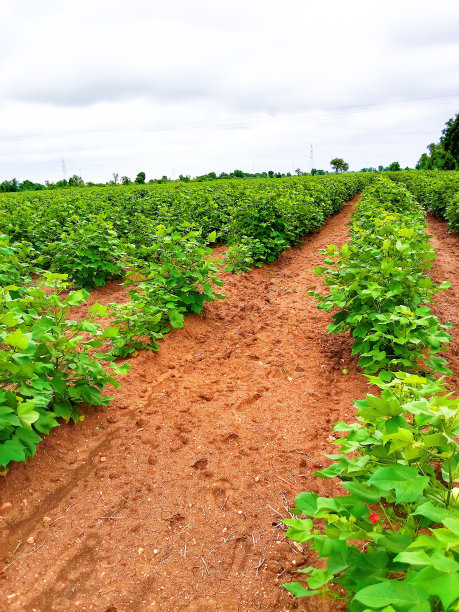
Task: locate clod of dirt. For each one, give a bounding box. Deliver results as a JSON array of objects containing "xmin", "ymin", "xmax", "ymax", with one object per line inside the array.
[
  {"xmin": 191, "ymin": 458, "xmax": 208, "ymax": 470},
  {"xmin": 198, "ymin": 392, "xmax": 214, "ymax": 401}
]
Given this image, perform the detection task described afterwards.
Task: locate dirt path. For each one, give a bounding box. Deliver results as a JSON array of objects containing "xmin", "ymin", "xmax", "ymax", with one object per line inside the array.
[
  {"xmin": 0, "ymin": 197, "xmax": 457, "ymax": 612},
  {"xmin": 427, "ymin": 214, "xmax": 459, "ymax": 390}
]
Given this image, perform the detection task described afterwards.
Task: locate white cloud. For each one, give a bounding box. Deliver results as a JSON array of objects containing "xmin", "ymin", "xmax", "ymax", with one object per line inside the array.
[{"xmin": 1, "ymin": 0, "xmax": 459, "ymax": 181}]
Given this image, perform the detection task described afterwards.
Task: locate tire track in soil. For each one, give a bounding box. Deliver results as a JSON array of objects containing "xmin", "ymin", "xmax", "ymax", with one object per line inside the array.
[{"xmin": 1, "ymin": 196, "xmax": 456, "ymax": 612}]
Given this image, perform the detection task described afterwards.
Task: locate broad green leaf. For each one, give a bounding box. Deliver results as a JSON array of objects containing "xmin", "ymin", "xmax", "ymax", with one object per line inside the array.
[
  {"xmin": 17, "ymin": 402, "xmax": 40, "ymax": 428},
  {"xmin": 111, "ymin": 362, "xmax": 131, "ymax": 375},
  {"xmin": 64, "ymin": 289, "xmax": 89, "ymax": 306},
  {"xmin": 89, "ymin": 302, "xmax": 108, "ymax": 316},
  {"xmin": 4, "ymin": 329, "xmax": 29, "ymax": 350},
  {"xmin": 169, "ymin": 309, "xmax": 184, "ymax": 329},
  {"xmin": 0, "ymin": 406, "xmax": 21, "ymax": 428},
  {"xmin": 394, "ymin": 550, "xmax": 433, "ymax": 566},
  {"xmin": 283, "ymin": 518, "xmax": 314, "ymax": 542},
  {"xmin": 413, "ymin": 502, "xmax": 459, "ymax": 523},
  {"xmin": 101, "ymin": 326, "xmax": 119, "ymax": 339},
  {"xmin": 293, "ymin": 492, "xmax": 318, "ymax": 516},
  {"xmin": 305, "ymin": 568, "xmax": 334, "ymax": 589},
  {"xmin": 409, "ymin": 566, "xmax": 459, "ymax": 609},
  {"xmin": 15, "ymin": 427, "xmax": 41, "ymax": 456},
  {"xmin": 354, "ymin": 580, "xmax": 429, "ymax": 609},
  {"xmin": 0, "ymin": 437, "xmax": 26, "ymax": 467},
  {"xmin": 341, "ymin": 481, "xmax": 382, "ymax": 503},
  {"xmin": 368, "ymin": 465, "xmax": 429, "ymax": 503}
]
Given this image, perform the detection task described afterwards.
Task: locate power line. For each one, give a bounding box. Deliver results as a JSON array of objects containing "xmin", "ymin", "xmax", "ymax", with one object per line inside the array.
[{"xmin": 1, "ymin": 92, "xmax": 459, "ymax": 146}]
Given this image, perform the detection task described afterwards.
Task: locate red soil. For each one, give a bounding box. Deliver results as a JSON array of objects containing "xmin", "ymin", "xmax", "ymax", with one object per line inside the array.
[
  {"xmin": 0, "ymin": 197, "xmax": 457, "ymax": 612},
  {"xmin": 427, "ymin": 213, "xmax": 459, "ymax": 390}
]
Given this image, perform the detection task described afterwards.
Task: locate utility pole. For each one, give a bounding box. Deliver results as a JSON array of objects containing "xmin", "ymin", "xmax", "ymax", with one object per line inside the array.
[{"xmin": 309, "ymin": 144, "xmax": 314, "ymax": 172}]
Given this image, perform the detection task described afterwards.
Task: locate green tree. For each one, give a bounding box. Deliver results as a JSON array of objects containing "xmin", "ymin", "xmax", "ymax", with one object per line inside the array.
[
  {"xmin": 68, "ymin": 174, "xmax": 84, "ymax": 187},
  {"xmin": 330, "ymin": 158, "xmax": 349, "ymax": 173},
  {"xmin": 416, "ymin": 143, "xmax": 457, "ymax": 170},
  {"xmin": 441, "ymin": 113, "xmax": 459, "ymax": 162},
  {"xmin": 135, "ymin": 172, "xmax": 146, "ymax": 184},
  {"xmin": 19, "ymin": 179, "xmax": 45, "ymax": 191},
  {"xmin": 416, "ymin": 114, "xmax": 459, "ymax": 170},
  {"xmin": 387, "ymin": 161, "xmax": 401, "ymax": 171}
]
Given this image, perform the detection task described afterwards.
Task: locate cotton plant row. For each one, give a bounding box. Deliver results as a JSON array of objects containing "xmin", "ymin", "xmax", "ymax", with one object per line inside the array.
[
  {"xmin": 0, "ymin": 239, "xmax": 130, "ymax": 470},
  {"xmin": 0, "ymin": 173, "xmax": 370, "ymax": 286},
  {"xmin": 283, "ymin": 178, "xmax": 459, "ymax": 611},
  {"xmin": 310, "ymin": 178, "xmax": 452, "ymax": 377},
  {"xmin": 389, "ymin": 170, "xmax": 459, "ymax": 232}
]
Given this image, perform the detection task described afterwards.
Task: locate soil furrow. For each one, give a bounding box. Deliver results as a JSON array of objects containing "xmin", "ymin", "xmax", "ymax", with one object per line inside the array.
[{"xmin": 427, "ymin": 213, "xmax": 459, "ymax": 389}]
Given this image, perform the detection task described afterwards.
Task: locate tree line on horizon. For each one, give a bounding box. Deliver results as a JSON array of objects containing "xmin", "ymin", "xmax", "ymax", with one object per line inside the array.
[{"xmin": 0, "ymin": 163, "xmax": 409, "ymax": 193}]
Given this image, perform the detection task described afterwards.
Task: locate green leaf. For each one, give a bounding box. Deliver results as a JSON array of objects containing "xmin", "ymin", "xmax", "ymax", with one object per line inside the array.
[
  {"xmin": 305, "ymin": 568, "xmax": 334, "ymax": 589},
  {"xmin": 378, "ymin": 533, "xmax": 414, "ymax": 553},
  {"xmin": 101, "ymin": 326, "xmax": 119, "ymax": 339},
  {"xmin": 111, "ymin": 362, "xmax": 131, "ymax": 375},
  {"xmin": 34, "ymin": 410, "xmax": 59, "ymax": 434},
  {"xmin": 282, "ymin": 582, "xmax": 320, "ymax": 598},
  {"xmin": 421, "ymin": 432, "xmax": 449, "ymax": 448},
  {"xmin": 443, "ymin": 517, "xmax": 459, "ymax": 535},
  {"xmin": 354, "ymin": 580, "xmax": 429, "ymax": 609},
  {"xmin": 341, "ymin": 481, "xmax": 382, "ymax": 503},
  {"xmin": 394, "ymin": 550, "xmax": 433, "ymax": 566},
  {"xmin": 4, "ymin": 329, "xmax": 30, "ymax": 350},
  {"xmin": 89, "ymin": 302, "xmax": 108, "ymax": 316},
  {"xmin": 368, "ymin": 465, "xmax": 429, "ymax": 503},
  {"xmin": 15, "ymin": 427, "xmax": 41, "ymax": 456},
  {"xmin": 293, "ymin": 492, "xmax": 318, "ymax": 516},
  {"xmin": 51, "ymin": 373, "xmax": 67, "ymax": 396},
  {"xmin": 413, "ymin": 501, "xmax": 459, "ymax": 523},
  {"xmin": 0, "ymin": 405, "xmax": 21, "ymax": 428},
  {"xmin": 426, "ymin": 355, "xmax": 452, "ymax": 375},
  {"xmin": 283, "ymin": 518, "xmax": 314, "ymax": 542},
  {"xmin": 0, "ymin": 437, "xmax": 26, "ymax": 467},
  {"xmin": 169, "ymin": 309, "xmax": 184, "ymax": 329},
  {"xmin": 409, "ymin": 566, "xmax": 459, "ymax": 609},
  {"xmin": 17, "ymin": 402, "xmax": 40, "ymax": 428},
  {"xmin": 64, "ymin": 289, "xmax": 89, "ymax": 306},
  {"xmin": 52, "ymin": 399, "xmax": 74, "ymax": 420}
]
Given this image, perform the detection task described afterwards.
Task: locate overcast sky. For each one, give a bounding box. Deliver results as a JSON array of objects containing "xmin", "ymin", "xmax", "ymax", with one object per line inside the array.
[{"xmin": 1, "ymin": 0, "xmax": 459, "ymax": 183}]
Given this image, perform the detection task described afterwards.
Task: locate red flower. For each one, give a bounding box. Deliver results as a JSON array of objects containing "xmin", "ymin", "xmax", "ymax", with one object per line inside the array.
[
  {"xmin": 417, "ymin": 360, "xmax": 424, "ymax": 366},
  {"xmin": 368, "ymin": 512, "xmax": 378, "ymax": 525}
]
